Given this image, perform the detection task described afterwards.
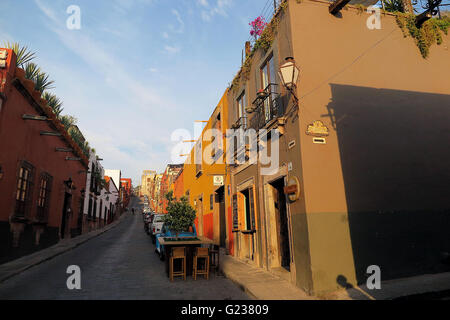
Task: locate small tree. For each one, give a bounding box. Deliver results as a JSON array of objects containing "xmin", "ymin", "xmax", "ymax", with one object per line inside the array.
[{"xmin": 162, "ymin": 193, "xmax": 196, "ymax": 238}]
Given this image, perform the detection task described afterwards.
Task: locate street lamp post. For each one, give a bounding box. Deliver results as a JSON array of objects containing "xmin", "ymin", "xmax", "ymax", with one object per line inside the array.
[{"xmin": 278, "ymin": 57, "xmax": 300, "ymax": 102}]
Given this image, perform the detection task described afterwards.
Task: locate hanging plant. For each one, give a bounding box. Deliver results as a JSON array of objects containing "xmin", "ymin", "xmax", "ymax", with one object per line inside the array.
[
  {"xmin": 249, "ymin": 16, "xmax": 267, "ymax": 41},
  {"xmin": 396, "ymin": 13, "xmax": 450, "ymax": 58}
]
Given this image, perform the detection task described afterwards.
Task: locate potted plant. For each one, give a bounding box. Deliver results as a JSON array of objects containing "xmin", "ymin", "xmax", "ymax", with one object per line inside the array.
[
  {"xmin": 257, "ymin": 88, "xmax": 269, "ymax": 99},
  {"xmin": 162, "ymin": 191, "xmax": 196, "ymax": 239}
]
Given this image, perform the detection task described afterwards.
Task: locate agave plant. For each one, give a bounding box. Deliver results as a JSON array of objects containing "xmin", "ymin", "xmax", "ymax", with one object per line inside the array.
[
  {"xmin": 3, "ymin": 42, "xmax": 36, "ymax": 67},
  {"xmin": 24, "ymin": 62, "xmax": 41, "ymax": 81},
  {"xmin": 382, "ymin": 0, "xmax": 407, "ymax": 12},
  {"xmin": 67, "ymin": 125, "xmax": 91, "ymax": 157},
  {"xmin": 34, "ymin": 71, "xmax": 55, "ymax": 93},
  {"xmin": 60, "ymin": 115, "xmax": 78, "ymax": 130},
  {"xmin": 42, "ymin": 92, "xmax": 64, "ymax": 117}
]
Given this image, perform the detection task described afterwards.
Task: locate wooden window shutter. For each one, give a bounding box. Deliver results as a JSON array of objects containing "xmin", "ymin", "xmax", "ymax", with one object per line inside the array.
[{"xmin": 237, "ymin": 192, "xmax": 246, "ymax": 231}]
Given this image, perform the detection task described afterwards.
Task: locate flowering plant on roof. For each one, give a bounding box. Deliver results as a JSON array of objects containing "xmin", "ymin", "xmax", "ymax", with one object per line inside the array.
[{"xmin": 249, "ymin": 16, "xmax": 267, "ymax": 41}]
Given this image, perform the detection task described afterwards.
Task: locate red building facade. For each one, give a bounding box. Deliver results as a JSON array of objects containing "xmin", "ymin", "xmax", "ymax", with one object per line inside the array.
[
  {"xmin": 120, "ymin": 178, "xmax": 132, "ymax": 209},
  {"xmin": 0, "ymin": 49, "xmax": 89, "ymax": 263}
]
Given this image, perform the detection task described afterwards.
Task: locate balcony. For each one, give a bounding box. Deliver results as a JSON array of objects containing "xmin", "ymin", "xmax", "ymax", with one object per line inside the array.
[{"xmin": 249, "ymin": 83, "xmax": 284, "ymax": 130}]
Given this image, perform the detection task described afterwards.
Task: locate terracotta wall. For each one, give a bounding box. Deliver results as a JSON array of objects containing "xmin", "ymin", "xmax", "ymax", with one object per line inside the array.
[{"xmin": 0, "ymin": 49, "xmax": 87, "ymax": 263}]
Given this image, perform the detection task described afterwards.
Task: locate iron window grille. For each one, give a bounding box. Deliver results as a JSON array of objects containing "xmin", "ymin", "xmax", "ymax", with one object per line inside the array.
[{"xmin": 250, "ymin": 83, "xmax": 284, "ymax": 130}]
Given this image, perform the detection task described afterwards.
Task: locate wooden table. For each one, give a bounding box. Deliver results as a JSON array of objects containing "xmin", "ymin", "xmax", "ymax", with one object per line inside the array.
[{"xmin": 159, "ymin": 236, "xmax": 214, "ymax": 277}]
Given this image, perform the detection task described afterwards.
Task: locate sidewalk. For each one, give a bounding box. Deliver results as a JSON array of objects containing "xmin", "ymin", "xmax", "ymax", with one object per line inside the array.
[
  {"xmin": 328, "ymin": 271, "xmax": 450, "ymax": 300},
  {"xmin": 219, "ymin": 251, "xmax": 450, "ymax": 300},
  {"xmin": 219, "ymin": 251, "xmax": 316, "ymax": 300},
  {"xmin": 0, "ymin": 212, "xmax": 129, "ymax": 284}
]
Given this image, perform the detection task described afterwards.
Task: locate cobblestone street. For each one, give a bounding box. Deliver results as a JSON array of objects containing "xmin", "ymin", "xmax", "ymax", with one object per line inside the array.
[{"xmin": 0, "ymin": 199, "xmax": 249, "ymax": 300}]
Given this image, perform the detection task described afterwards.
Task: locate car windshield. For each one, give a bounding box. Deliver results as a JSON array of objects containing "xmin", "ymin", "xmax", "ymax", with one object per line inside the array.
[{"xmin": 154, "ymin": 216, "xmax": 164, "ymax": 223}]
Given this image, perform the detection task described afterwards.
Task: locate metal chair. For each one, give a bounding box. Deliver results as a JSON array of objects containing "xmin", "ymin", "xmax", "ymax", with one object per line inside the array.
[
  {"xmin": 193, "ymin": 247, "xmax": 210, "ymax": 280},
  {"xmin": 170, "ymin": 247, "xmax": 186, "ymax": 282}
]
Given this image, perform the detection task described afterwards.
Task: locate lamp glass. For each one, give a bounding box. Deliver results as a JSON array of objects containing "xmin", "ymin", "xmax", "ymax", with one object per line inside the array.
[
  {"xmin": 279, "ymin": 59, "xmax": 300, "ymax": 89},
  {"xmin": 280, "ymin": 61, "xmax": 294, "ymax": 87}
]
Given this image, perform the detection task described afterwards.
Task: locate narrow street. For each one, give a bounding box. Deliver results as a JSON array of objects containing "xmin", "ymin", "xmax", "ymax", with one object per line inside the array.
[{"xmin": 0, "ymin": 198, "xmax": 249, "ymax": 300}]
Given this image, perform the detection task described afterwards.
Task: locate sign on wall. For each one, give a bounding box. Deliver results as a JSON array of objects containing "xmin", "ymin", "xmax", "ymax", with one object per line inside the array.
[
  {"xmin": 306, "ymin": 120, "xmax": 329, "ymax": 137},
  {"xmin": 213, "ymin": 175, "xmax": 224, "ymax": 186}
]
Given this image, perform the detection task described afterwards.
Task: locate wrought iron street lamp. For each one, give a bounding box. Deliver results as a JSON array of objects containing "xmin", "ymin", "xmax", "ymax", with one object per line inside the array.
[{"xmin": 279, "ymin": 57, "xmax": 300, "ymax": 91}]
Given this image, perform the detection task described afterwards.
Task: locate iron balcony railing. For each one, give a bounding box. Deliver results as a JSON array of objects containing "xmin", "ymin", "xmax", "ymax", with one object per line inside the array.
[{"xmin": 249, "ymin": 83, "xmax": 284, "ymax": 130}]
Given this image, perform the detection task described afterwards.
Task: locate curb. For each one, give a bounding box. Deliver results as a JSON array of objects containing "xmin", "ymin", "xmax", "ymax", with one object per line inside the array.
[
  {"xmin": 219, "ymin": 267, "xmax": 258, "ymax": 300},
  {"xmin": 0, "ymin": 213, "xmax": 129, "ymax": 284}
]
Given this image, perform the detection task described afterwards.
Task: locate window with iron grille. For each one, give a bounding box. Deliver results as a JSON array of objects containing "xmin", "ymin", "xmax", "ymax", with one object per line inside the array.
[
  {"xmin": 15, "ymin": 161, "xmax": 34, "ymax": 218},
  {"xmin": 36, "ymin": 172, "xmax": 52, "ymax": 222},
  {"xmin": 236, "ymin": 92, "xmax": 247, "ymax": 129},
  {"xmin": 260, "ymin": 54, "xmax": 277, "ymax": 122}
]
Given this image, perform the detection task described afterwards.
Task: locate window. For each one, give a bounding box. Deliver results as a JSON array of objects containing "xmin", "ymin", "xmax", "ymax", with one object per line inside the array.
[
  {"xmin": 15, "ymin": 161, "xmax": 34, "ymax": 218},
  {"xmin": 237, "ymin": 92, "xmax": 247, "ymax": 129},
  {"xmin": 36, "ymin": 173, "xmax": 52, "ymax": 222},
  {"xmin": 260, "ymin": 54, "xmax": 277, "ymax": 122},
  {"xmin": 210, "ymin": 194, "xmax": 214, "ymax": 211},
  {"xmin": 88, "ymin": 197, "xmax": 93, "ymax": 218},
  {"xmin": 90, "ymin": 163, "xmax": 95, "ymax": 192}
]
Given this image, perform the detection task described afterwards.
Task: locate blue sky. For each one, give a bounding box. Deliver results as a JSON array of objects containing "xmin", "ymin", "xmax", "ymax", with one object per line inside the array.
[{"xmin": 0, "ymin": 0, "xmax": 273, "ymax": 185}]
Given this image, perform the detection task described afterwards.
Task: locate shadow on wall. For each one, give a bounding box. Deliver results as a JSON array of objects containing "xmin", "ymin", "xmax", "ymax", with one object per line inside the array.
[{"xmin": 325, "ymin": 84, "xmax": 450, "ymax": 285}]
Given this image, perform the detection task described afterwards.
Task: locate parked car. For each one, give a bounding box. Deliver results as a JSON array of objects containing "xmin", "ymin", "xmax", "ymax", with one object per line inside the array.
[
  {"xmin": 143, "ymin": 213, "xmax": 153, "ymax": 234},
  {"xmin": 150, "ymin": 214, "xmax": 165, "ymax": 244},
  {"xmin": 155, "ymin": 224, "xmax": 197, "ymax": 261}
]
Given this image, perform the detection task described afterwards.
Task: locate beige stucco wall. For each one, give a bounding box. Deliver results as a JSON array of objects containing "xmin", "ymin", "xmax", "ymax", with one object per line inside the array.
[{"xmin": 288, "ymin": 0, "xmax": 450, "ymax": 294}]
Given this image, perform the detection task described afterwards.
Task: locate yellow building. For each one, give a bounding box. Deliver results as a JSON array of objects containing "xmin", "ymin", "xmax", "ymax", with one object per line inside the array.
[{"xmin": 182, "ymin": 90, "xmax": 232, "ymax": 249}]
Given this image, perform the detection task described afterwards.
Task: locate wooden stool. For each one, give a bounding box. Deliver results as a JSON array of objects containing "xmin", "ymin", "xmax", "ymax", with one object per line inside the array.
[
  {"xmin": 193, "ymin": 247, "xmax": 209, "ymax": 280},
  {"xmin": 170, "ymin": 247, "xmax": 186, "ymax": 282},
  {"xmin": 209, "ymin": 244, "xmax": 220, "ymax": 274}
]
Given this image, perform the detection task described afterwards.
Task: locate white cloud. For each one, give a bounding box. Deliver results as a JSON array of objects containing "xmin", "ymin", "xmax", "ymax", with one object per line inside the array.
[
  {"xmin": 199, "ymin": 0, "xmax": 233, "ymax": 22},
  {"xmin": 170, "ymin": 9, "xmax": 185, "ymax": 34},
  {"xmin": 197, "ymin": 0, "xmax": 209, "ymax": 7},
  {"xmin": 164, "ymin": 45, "xmax": 180, "ymax": 54},
  {"xmin": 33, "ymin": 0, "xmax": 183, "ymax": 183}
]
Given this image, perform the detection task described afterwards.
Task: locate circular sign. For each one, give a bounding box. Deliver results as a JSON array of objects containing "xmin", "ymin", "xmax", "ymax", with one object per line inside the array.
[{"xmin": 284, "ymin": 176, "xmax": 301, "ymax": 202}]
